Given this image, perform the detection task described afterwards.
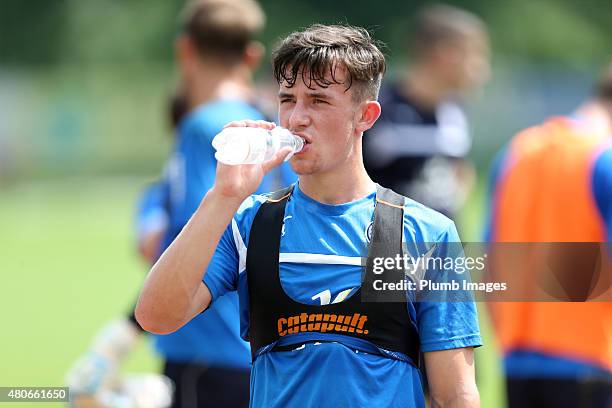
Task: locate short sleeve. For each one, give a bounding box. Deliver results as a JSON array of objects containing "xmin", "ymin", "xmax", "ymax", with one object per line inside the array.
[
  {"xmin": 203, "ymin": 194, "xmax": 266, "ymax": 301},
  {"xmin": 416, "ymin": 222, "xmax": 483, "ymax": 352},
  {"xmin": 203, "ymin": 222, "xmax": 240, "ymax": 300}
]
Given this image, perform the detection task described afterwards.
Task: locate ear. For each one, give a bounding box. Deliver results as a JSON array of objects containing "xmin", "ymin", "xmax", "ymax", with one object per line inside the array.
[
  {"xmin": 175, "ymin": 35, "xmax": 197, "ymax": 69},
  {"xmin": 355, "ymin": 100, "xmax": 381, "ymax": 134},
  {"xmin": 243, "ymin": 41, "xmax": 265, "ymax": 70}
]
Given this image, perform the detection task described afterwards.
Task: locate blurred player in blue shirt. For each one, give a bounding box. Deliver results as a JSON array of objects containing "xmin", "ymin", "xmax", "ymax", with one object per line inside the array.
[
  {"xmin": 137, "ymin": 24, "xmax": 481, "ymax": 408},
  {"xmin": 150, "ymin": 0, "xmax": 294, "ymax": 406},
  {"xmin": 68, "ymin": 1, "xmax": 296, "ymax": 407}
]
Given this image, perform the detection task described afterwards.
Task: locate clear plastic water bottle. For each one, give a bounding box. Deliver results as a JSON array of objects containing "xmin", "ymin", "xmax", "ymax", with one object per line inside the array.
[{"xmin": 212, "ymin": 126, "xmax": 304, "ymax": 165}]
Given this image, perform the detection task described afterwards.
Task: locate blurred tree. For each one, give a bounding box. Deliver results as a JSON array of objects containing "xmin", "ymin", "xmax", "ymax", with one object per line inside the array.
[
  {"xmin": 0, "ymin": 0, "xmax": 70, "ymax": 65},
  {"xmin": 483, "ymin": 0, "xmax": 608, "ymax": 67},
  {"xmin": 60, "ymin": 0, "xmax": 182, "ymax": 64},
  {"xmin": 2, "ymin": 0, "xmax": 611, "ymax": 67}
]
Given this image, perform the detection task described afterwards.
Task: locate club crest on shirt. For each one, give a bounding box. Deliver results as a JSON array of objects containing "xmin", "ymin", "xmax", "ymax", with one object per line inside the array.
[
  {"xmin": 281, "ymin": 215, "xmax": 292, "ymax": 237},
  {"xmin": 365, "ymin": 221, "xmax": 374, "ymax": 243}
]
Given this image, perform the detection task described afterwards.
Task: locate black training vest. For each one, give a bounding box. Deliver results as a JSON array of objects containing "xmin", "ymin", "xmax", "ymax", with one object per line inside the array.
[{"xmin": 246, "ymin": 185, "xmax": 420, "ymax": 365}]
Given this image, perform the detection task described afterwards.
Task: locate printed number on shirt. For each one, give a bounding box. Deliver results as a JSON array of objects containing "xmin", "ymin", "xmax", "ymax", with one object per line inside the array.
[{"xmin": 311, "ymin": 288, "xmax": 353, "ymax": 305}]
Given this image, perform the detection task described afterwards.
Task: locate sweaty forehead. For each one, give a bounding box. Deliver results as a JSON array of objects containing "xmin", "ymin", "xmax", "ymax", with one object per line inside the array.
[
  {"xmin": 279, "ymin": 63, "xmax": 350, "ymax": 91},
  {"xmin": 278, "ymin": 80, "xmax": 348, "ymax": 96}
]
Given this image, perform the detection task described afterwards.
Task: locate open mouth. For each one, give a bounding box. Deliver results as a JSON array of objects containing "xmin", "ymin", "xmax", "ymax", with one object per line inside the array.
[
  {"xmin": 294, "ymin": 132, "xmax": 311, "ymax": 145},
  {"xmin": 293, "ymin": 134, "xmax": 311, "ymax": 156}
]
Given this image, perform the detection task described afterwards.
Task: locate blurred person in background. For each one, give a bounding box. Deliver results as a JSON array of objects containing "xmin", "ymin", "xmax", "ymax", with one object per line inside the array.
[
  {"xmin": 135, "ymin": 89, "xmax": 188, "ymax": 265},
  {"xmin": 363, "ymin": 3, "xmax": 490, "ymax": 220},
  {"xmin": 487, "ymin": 63, "xmax": 612, "ymax": 407},
  {"xmin": 67, "ymin": 0, "xmax": 296, "ymax": 406},
  {"xmin": 363, "ymin": 4, "xmax": 490, "ymax": 394},
  {"xmin": 66, "ymin": 90, "xmax": 188, "ymax": 408}
]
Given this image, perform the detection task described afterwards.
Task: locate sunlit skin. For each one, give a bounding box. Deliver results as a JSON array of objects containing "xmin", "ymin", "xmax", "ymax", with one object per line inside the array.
[{"xmin": 277, "ymin": 66, "xmax": 381, "ymax": 202}]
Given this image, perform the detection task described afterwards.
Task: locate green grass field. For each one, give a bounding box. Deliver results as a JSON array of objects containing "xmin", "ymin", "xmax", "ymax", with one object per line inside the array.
[
  {"xmin": 0, "ymin": 177, "xmax": 160, "ymax": 407},
  {"xmin": 0, "ymin": 177, "xmax": 505, "ymax": 407}
]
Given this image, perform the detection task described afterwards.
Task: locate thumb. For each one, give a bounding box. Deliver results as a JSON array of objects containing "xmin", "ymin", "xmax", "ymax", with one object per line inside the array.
[{"xmin": 262, "ymin": 147, "xmax": 293, "ymax": 174}]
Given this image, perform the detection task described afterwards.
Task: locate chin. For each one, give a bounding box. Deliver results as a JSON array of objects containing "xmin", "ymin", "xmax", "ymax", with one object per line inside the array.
[{"xmin": 289, "ymin": 158, "xmax": 317, "ymax": 176}]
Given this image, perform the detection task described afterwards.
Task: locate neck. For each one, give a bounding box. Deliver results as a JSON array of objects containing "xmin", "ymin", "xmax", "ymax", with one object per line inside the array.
[
  {"xmin": 186, "ymin": 63, "xmax": 253, "ymax": 110},
  {"xmin": 401, "ymin": 65, "xmax": 450, "ymax": 111},
  {"xmin": 298, "ymin": 144, "xmax": 375, "ymax": 204}
]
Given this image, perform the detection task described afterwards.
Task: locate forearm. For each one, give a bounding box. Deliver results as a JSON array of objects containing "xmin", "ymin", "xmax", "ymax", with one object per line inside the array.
[
  {"xmin": 425, "ymin": 347, "xmax": 479, "ymax": 408},
  {"xmin": 136, "ymin": 188, "xmax": 242, "ymax": 333},
  {"xmin": 430, "ymin": 386, "xmax": 480, "ymax": 408}
]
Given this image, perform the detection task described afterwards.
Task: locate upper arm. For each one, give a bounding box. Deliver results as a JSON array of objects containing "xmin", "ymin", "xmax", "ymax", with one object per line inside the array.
[
  {"xmin": 425, "ymin": 347, "xmax": 479, "ymax": 407},
  {"xmin": 202, "ymin": 220, "xmax": 241, "ymax": 301},
  {"xmin": 418, "ymin": 223, "xmax": 481, "ymax": 406},
  {"xmin": 185, "ymin": 282, "xmax": 213, "ymax": 321},
  {"xmin": 417, "ymin": 222, "xmax": 482, "ymax": 353},
  {"xmin": 203, "ymin": 196, "xmax": 263, "ymax": 304}
]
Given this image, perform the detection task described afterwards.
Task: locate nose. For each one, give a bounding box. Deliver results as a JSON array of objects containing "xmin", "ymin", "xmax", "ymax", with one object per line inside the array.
[{"xmin": 288, "ymin": 100, "xmax": 310, "ymax": 130}]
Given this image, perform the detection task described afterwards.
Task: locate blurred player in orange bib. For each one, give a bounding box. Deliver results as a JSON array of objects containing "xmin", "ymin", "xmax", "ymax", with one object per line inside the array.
[{"xmin": 487, "ymin": 63, "xmax": 612, "ymax": 407}]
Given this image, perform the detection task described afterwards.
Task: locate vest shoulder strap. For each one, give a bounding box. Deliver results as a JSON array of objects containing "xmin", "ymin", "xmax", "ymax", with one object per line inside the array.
[
  {"xmin": 246, "ymin": 184, "xmax": 419, "ymax": 365},
  {"xmin": 266, "ymin": 185, "xmax": 294, "ymax": 202}
]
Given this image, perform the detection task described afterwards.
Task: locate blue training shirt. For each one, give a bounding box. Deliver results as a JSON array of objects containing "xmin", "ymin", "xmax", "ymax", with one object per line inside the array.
[
  {"xmin": 204, "ymin": 183, "xmax": 482, "ymax": 407},
  {"xmin": 135, "ymin": 181, "xmax": 169, "ymax": 244},
  {"xmin": 154, "ymin": 99, "xmax": 295, "ymax": 369}
]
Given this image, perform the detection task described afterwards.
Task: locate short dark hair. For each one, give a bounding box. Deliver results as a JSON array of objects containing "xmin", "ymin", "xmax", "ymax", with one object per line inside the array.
[
  {"xmin": 411, "ymin": 4, "xmax": 488, "ymax": 58},
  {"xmin": 272, "ymin": 24, "xmax": 386, "ymax": 102},
  {"xmin": 180, "ymin": 0, "xmax": 265, "ymax": 63},
  {"xmin": 596, "ymin": 61, "xmax": 612, "ymax": 101}
]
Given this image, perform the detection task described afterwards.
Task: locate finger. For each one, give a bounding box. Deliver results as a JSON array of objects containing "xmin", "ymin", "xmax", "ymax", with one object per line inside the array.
[
  {"xmin": 223, "ymin": 120, "xmax": 276, "ymax": 130},
  {"xmin": 262, "ymin": 147, "xmax": 293, "ymax": 173},
  {"xmin": 254, "ymin": 120, "xmax": 276, "ymax": 130},
  {"xmin": 242, "ymin": 119, "xmax": 276, "ymax": 130},
  {"xmin": 223, "ymin": 120, "xmax": 248, "ymax": 129}
]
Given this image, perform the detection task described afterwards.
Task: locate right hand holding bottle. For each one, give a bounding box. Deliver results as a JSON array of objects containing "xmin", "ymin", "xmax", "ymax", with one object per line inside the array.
[{"xmin": 212, "ymin": 120, "xmax": 293, "ymax": 201}]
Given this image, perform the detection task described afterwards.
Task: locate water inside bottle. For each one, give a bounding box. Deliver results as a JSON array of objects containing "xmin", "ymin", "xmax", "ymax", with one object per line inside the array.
[
  {"xmin": 212, "ymin": 126, "xmax": 304, "ymax": 164},
  {"xmin": 213, "ymin": 128, "xmax": 251, "ymax": 165}
]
